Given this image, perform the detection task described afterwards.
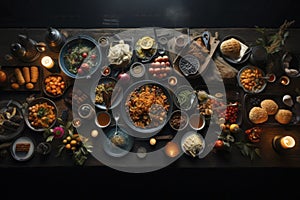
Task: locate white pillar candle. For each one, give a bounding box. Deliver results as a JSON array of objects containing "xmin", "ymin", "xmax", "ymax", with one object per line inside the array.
[
  {"xmin": 41, "ymin": 56, "xmax": 54, "ymax": 69},
  {"xmin": 280, "ymin": 136, "xmax": 296, "ymax": 149}
]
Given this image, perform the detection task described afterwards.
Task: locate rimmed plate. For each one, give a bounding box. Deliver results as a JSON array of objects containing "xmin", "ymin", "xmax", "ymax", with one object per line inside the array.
[
  {"xmin": 58, "ymin": 34, "xmax": 102, "ymax": 79},
  {"xmin": 10, "ymin": 136, "xmax": 35, "ymax": 162},
  {"xmin": 102, "ymin": 126, "xmax": 134, "ymax": 157},
  {"xmin": 219, "ymin": 35, "xmax": 251, "ymax": 66},
  {"xmin": 135, "ymin": 36, "xmax": 158, "ymax": 62},
  {"xmin": 0, "ymin": 99, "xmax": 25, "ymax": 142},
  {"xmin": 181, "ymin": 131, "xmax": 205, "ymax": 158},
  {"xmin": 121, "ymin": 80, "xmax": 173, "ymax": 137},
  {"xmin": 91, "ymin": 76, "xmax": 123, "ymax": 110}
]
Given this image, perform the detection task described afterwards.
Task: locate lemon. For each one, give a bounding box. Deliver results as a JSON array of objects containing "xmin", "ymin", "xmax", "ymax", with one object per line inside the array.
[{"xmin": 140, "ymin": 36, "xmax": 154, "ymax": 50}]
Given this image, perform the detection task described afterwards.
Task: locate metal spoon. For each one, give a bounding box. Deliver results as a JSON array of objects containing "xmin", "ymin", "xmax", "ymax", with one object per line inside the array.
[{"xmin": 114, "ymin": 113, "xmax": 120, "ymax": 135}]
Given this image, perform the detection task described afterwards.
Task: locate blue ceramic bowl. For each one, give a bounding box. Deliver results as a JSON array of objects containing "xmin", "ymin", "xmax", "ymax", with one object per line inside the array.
[{"xmin": 58, "ymin": 35, "xmax": 102, "ymax": 79}]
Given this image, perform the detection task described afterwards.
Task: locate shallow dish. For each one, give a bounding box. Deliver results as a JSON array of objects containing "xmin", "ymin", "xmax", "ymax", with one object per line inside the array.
[
  {"xmin": 122, "ymin": 80, "xmax": 173, "ymax": 137},
  {"xmin": 169, "ymin": 110, "xmax": 189, "ymax": 131},
  {"xmin": 91, "ymin": 77, "xmax": 123, "ymax": 110},
  {"xmin": 181, "ymin": 131, "xmax": 205, "ymax": 158},
  {"xmin": 10, "ymin": 136, "xmax": 35, "ymax": 161},
  {"xmin": 173, "ymin": 85, "xmax": 197, "ymax": 111},
  {"xmin": 24, "ymin": 97, "xmax": 57, "ymax": 132},
  {"xmin": 59, "ymin": 35, "xmax": 102, "ymax": 79},
  {"xmin": 135, "ymin": 36, "xmax": 158, "ymax": 62},
  {"xmin": 0, "ymin": 99, "xmax": 25, "ymax": 142},
  {"xmin": 219, "ymin": 35, "xmax": 251, "ymax": 66},
  {"xmin": 237, "ymin": 65, "xmax": 267, "ymax": 93},
  {"xmin": 102, "ymin": 126, "xmax": 134, "ymax": 157}
]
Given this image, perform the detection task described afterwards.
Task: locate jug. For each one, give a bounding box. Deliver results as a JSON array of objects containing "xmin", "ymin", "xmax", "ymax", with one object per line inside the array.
[
  {"xmin": 10, "ymin": 34, "xmax": 40, "ymax": 62},
  {"xmin": 45, "ymin": 27, "xmax": 66, "ymax": 53}
]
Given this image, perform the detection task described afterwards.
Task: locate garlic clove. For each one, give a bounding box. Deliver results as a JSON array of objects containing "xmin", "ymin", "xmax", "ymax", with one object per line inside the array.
[{"xmin": 283, "ymin": 94, "xmax": 294, "ymax": 107}]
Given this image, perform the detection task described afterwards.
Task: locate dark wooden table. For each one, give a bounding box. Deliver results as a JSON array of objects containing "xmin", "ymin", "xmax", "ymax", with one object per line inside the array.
[{"xmin": 1, "ymin": 28, "xmax": 300, "ymax": 195}]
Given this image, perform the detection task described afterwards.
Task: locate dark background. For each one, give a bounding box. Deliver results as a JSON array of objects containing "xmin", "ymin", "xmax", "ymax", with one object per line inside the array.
[
  {"xmin": 0, "ymin": 0, "xmax": 299, "ymax": 28},
  {"xmin": 1, "ymin": 0, "xmax": 300, "ymax": 197}
]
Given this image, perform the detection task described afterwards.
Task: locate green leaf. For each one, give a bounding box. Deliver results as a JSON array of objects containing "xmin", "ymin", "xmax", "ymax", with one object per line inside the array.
[
  {"xmin": 46, "ymin": 135, "xmax": 54, "ymax": 142},
  {"xmin": 55, "ymin": 145, "xmax": 65, "ymax": 157}
]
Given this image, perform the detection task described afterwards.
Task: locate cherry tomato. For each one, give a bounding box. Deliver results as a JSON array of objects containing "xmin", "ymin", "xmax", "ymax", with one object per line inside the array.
[
  {"xmin": 214, "ymin": 140, "xmax": 224, "ymax": 149},
  {"xmin": 82, "ymin": 52, "xmax": 88, "ymax": 58}
]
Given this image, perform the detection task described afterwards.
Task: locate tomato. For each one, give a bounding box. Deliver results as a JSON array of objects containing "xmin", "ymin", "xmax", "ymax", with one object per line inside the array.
[
  {"xmin": 82, "ymin": 52, "xmax": 88, "ymax": 58},
  {"xmin": 214, "ymin": 139, "xmax": 224, "ymax": 149}
]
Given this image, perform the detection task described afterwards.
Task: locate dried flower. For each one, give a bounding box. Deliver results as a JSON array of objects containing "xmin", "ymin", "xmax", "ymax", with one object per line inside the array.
[{"xmin": 52, "ymin": 126, "xmax": 65, "ymax": 138}]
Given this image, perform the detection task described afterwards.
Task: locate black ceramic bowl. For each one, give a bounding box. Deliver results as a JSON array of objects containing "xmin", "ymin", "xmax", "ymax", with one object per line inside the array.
[{"xmin": 24, "ymin": 97, "xmax": 58, "ymax": 132}]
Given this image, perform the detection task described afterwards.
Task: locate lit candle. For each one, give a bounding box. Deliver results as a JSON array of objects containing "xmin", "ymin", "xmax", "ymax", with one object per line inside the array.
[
  {"xmin": 280, "ymin": 136, "xmax": 296, "ymax": 149},
  {"xmin": 165, "ymin": 142, "xmax": 180, "ymax": 157},
  {"xmin": 41, "ymin": 56, "xmax": 54, "ymax": 69}
]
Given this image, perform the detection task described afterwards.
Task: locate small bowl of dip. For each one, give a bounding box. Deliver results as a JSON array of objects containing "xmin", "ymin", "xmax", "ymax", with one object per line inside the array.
[{"xmin": 95, "ymin": 111, "xmax": 111, "ymax": 128}]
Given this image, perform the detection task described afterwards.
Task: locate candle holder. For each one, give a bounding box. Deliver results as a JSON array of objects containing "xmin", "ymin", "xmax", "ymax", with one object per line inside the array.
[
  {"xmin": 272, "ymin": 135, "xmax": 296, "ymax": 153},
  {"xmin": 41, "ymin": 56, "xmax": 61, "ymax": 73}
]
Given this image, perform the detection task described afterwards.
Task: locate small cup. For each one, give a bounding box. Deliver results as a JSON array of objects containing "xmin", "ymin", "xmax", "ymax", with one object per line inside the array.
[
  {"xmin": 95, "ymin": 111, "xmax": 111, "ymax": 128},
  {"xmin": 101, "ymin": 65, "xmax": 111, "ymax": 76},
  {"xmin": 279, "ymin": 75, "xmax": 290, "ymax": 86},
  {"xmin": 168, "ymin": 76, "xmax": 178, "ymax": 86},
  {"xmin": 189, "ymin": 113, "xmax": 205, "ymax": 131},
  {"xmin": 78, "ymin": 104, "xmax": 95, "ymax": 119},
  {"xmin": 130, "ymin": 62, "xmax": 145, "ymax": 78},
  {"xmin": 36, "ymin": 142, "xmax": 52, "ymax": 155},
  {"xmin": 98, "ymin": 36, "xmax": 109, "ymax": 48},
  {"xmin": 266, "ymin": 73, "xmax": 276, "ymax": 83}
]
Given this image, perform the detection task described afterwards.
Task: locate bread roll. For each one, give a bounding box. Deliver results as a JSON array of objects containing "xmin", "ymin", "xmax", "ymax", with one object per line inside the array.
[
  {"xmin": 275, "ymin": 109, "xmax": 293, "ymax": 125},
  {"xmin": 220, "ymin": 38, "xmax": 241, "ymax": 60},
  {"xmin": 249, "ymin": 106, "xmax": 268, "ymax": 124},
  {"xmin": 260, "ymin": 99, "xmax": 278, "ymax": 115}
]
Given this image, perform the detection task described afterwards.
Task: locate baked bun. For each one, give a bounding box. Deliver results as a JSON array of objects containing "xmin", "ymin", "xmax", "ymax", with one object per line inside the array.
[
  {"xmin": 220, "ymin": 38, "xmax": 241, "ymax": 60},
  {"xmin": 275, "ymin": 109, "xmax": 293, "ymax": 124},
  {"xmin": 249, "ymin": 106, "xmax": 268, "ymax": 124},
  {"xmin": 260, "ymin": 99, "xmax": 278, "ymax": 115}
]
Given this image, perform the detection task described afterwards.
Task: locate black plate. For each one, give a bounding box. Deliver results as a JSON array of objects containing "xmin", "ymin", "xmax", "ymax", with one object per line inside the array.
[
  {"xmin": 0, "ymin": 100, "xmax": 25, "ymax": 142},
  {"xmin": 219, "ymin": 35, "xmax": 251, "ymax": 66}
]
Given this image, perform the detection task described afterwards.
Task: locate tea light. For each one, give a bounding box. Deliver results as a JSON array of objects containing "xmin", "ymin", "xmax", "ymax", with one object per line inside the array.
[
  {"xmin": 279, "ymin": 75, "xmax": 290, "ymax": 86},
  {"xmin": 280, "ymin": 136, "xmax": 296, "ymax": 149},
  {"xmin": 165, "ymin": 142, "xmax": 180, "ymax": 157},
  {"xmin": 41, "ymin": 56, "xmax": 54, "ymax": 69}
]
